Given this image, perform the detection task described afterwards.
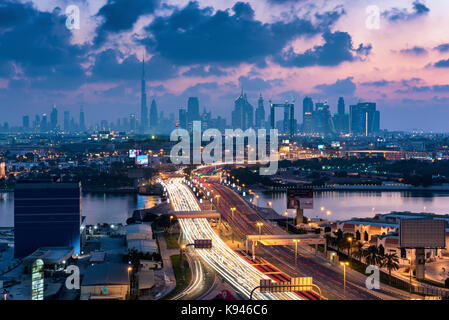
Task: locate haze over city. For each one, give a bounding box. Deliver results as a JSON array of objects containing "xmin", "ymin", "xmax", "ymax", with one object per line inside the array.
[{"xmin": 1, "ymin": 0, "xmax": 449, "ymax": 131}]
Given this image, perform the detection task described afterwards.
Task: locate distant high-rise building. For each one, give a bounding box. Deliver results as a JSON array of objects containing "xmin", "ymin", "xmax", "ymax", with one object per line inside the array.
[
  {"xmin": 333, "ymin": 97, "xmax": 349, "ymax": 133},
  {"xmin": 302, "ymin": 97, "xmax": 314, "ymax": 133},
  {"xmin": 140, "ymin": 56, "xmax": 148, "ymax": 133},
  {"xmin": 338, "ymin": 97, "xmax": 345, "ymax": 115},
  {"xmin": 231, "ymin": 89, "xmax": 253, "ymax": 130},
  {"xmin": 150, "ymin": 98, "xmax": 158, "ymax": 129},
  {"xmin": 34, "ymin": 115, "xmax": 40, "ymax": 130},
  {"xmin": 64, "ymin": 111, "xmax": 70, "ymax": 131},
  {"xmin": 50, "ymin": 105, "xmax": 58, "ymax": 130},
  {"xmin": 22, "ymin": 115, "xmax": 29, "ymax": 130},
  {"xmin": 187, "ymin": 97, "xmax": 200, "ymax": 127},
  {"xmin": 129, "ymin": 113, "xmax": 137, "ymax": 132},
  {"xmin": 14, "ymin": 180, "xmax": 81, "ymax": 258},
  {"xmin": 100, "ymin": 120, "xmax": 108, "ymax": 131},
  {"xmin": 70, "ymin": 117, "xmax": 76, "ymax": 131},
  {"xmin": 201, "ymin": 107, "xmax": 211, "ymax": 131},
  {"xmin": 209, "ymin": 116, "xmax": 226, "ymax": 132},
  {"xmin": 178, "ymin": 108, "xmax": 187, "ymax": 129},
  {"xmin": 79, "ymin": 107, "xmax": 85, "ymax": 131},
  {"xmin": 312, "ymin": 102, "xmax": 334, "ymax": 134},
  {"xmin": 122, "ymin": 117, "xmax": 129, "ymax": 131},
  {"xmin": 349, "ymin": 102, "xmax": 380, "ymax": 136},
  {"xmin": 40, "ymin": 113, "xmax": 48, "ymax": 132},
  {"xmin": 255, "ymin": 93, "xmax": 265, "ymax": 128}
]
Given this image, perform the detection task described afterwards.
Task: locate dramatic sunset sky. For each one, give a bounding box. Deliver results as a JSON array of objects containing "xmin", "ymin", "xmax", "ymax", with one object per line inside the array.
[{"xmin": 1, "ymin": 0, "xmax": 449, "ymax": 131}]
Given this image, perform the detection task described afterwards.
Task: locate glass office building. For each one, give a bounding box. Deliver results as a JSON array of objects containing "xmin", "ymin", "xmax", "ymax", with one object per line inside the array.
[{"xmin": 14, "ymin": 180, "xmax": 81, "ymax": 258}]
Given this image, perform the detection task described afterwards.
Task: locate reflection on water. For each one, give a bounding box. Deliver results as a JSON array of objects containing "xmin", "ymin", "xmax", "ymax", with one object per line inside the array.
[
  {"xmin": 0, "ymin": 192, "xmax": 161, "ymax": 227},
  {"xmin": 253, "ymin": 190, "xmax": 449, "ymax": 221}
]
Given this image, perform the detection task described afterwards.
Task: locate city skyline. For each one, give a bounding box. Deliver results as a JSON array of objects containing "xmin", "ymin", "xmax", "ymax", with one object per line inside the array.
[{"xmin": 1, "ymin": 0, "xmax": 449, "ymax": 132}]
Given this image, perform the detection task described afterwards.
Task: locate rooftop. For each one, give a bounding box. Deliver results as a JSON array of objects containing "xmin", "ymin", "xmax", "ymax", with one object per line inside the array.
[{"xmin": 82, "ymin": 263, "xmax": 129, "ymax": 286}]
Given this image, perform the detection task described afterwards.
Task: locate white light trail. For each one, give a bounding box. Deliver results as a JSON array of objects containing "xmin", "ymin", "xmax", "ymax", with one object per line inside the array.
[{"xmin": 161, "ymin": 178, "xmax": 301, "ymax": 300}]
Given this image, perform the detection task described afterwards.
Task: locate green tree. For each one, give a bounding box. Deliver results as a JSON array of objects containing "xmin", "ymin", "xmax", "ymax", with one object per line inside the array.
[
  {"xmin": 364, "ymin": 245, "xmax": 382, "ymax": 266},
  {"xmin": 353, "ymin": 241, "xmax": 365, "ymax": 262},
  {"xmin": 381, "ymin": 253, "xmax": 400, "ymax": 284}
]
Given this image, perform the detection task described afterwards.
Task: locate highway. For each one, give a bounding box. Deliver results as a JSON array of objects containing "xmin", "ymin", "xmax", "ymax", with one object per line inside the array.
[
  {"xmin": 161, "ymin": 178, "xmax": 302, "ymax": 300},
  {"xmin": 200, "ymin": 179, "xmax": 380, "ymax": 300}
]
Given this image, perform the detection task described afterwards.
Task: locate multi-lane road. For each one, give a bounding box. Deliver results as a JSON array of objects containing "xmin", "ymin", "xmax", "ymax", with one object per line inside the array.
[
  {"xmin": 200, "ymin": 180, "xmax": 381, "ymax": 300},
  {"xmin": 162, "ymin": 178, "xmax": 302, "ymax": 300}
]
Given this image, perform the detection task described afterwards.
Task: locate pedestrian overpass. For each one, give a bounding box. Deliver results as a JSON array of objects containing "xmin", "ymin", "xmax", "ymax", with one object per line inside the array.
[
  {"xmin": 245, "ymin": 234, "xmax": 326, "ymax": 260},
  {"xmin": 169, "ymin": 210, "xmax": 220, "ymax": 219}
]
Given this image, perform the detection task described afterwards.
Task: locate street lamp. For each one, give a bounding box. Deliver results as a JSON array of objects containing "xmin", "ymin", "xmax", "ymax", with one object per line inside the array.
[
  {"xmin": 127, "ymin": 266, "xmax": 133, "ymax": 297},
  {"xmin": 180, "ymin": 244, "xmax": 187, "ymax": 282},
  {"xmin": 320, "ymin": 206, "xmax": 325, "ymax": 212},
  {"xmin": 267, "ymin": 201, "xmax": 272, "ymax": 208},
  {"xmin": 230, "ymin": 207, "xmax": 236, "ymax": 219},
  {"xmin": 408, "ymin": 256, "xmax": 412, "ymax": 295},
  {"xmin": 340, "ymin": 261, "xmax": 349, "ymax": 299},
  {"xmin": 169, "ymin": 215, "xmax": 174, "ymax": 233},
  {"xmin": 256, "ymin": 222, "xmax": 264, "ymax": 235},
  {"xmin": 215, "ymin": 195, "xmax": 220, "ymax": 208},
  {"xmin": 284, "ymin": 211, "xmax": 289, "ymax": 232},
  {"xmin": 347, "ymin": 237, "xmax": 353, "ymax": 265},
  {"xmin": 326, "ymin": 210, "xmax": 331, "ymax": 222},
  {"xmin": 293, "ymin": 239, "xmax": 300, "ymax": 266}
]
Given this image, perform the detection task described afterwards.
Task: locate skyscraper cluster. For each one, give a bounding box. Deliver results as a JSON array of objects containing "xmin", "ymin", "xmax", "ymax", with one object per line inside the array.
[
  {"xmin": 301, "ymin": 97, "xmax": 380, "ymax": 136},
  {"xmin": 17, "ymin": 105, "xmax": 86, "ymax": 133},
  {"xmin": 178, "ymin": 97, "xmax": 226, "ymax": 132}
]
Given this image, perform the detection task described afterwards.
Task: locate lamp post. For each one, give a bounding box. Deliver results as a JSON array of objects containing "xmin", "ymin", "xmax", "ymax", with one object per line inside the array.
[
  {"xmin": 340, "ymin": 261, "xmax": 349, "ymax": 300},
  {"xmin": 169, "ymin": 215, "xmax": 174, "ymax": 233},
  {"xmin": 326, "ymin": 210, "xmax": 331, "ymax": 222},
  {"xmin": 267, "ymin": 201, "xmax": 272, "ymax": 208},
  {"xmin": 408, "ymin": 256, "xmax": 412, "ymax": 295},
  {"xmin": 284, "ymin": 211, "xmax": 289, "ymax": 232},
  {"xmin": 256, "ymin": 222, "xmax": 264, "ymax": 235},
  {"xmin": 215, "ymin": 195, "xmax": 220, "ymax": 208},
  {"xmin": 230, "ymin": 207, "xmax": 236, "ymax": 219},
  {"xmin": 254, "ymin": 195, "xmax": 259, "ymax": 204},
  {"xmin": 180, "ymin": 244, "xmax": 186, "ymax": 282},
  {"xmin": 347, "ymin": 237, "xmax": 353, "ymax": 266},
  {"xmin": 127, "ymin": 266, "xmax": 133, "ymax": 298},
  {"xmin": 293, "ymin": 239, "xmax": 299, "ymax": 267}
]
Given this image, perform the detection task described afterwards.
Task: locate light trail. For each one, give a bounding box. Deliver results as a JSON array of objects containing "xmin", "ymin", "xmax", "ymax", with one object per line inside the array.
[
  {"xmin": 172, "ymin": 258, "xmax": 204, "ymax": 300},
  {"xmin": 161, "ymin": 177, "xmax": 301, "ymax": 300}
]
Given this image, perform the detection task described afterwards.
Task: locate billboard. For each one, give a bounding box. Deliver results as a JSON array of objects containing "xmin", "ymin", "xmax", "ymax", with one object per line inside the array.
[
  {"xmin": 287, "ymin": 188, "xmax": 313, "ymax": 209},
  {"xmin": 129, "ymin": 149, "xmax": 141, "ymax": 158},
  {"xmin": 194, "ymin": 239, "xmax": 212, "ymax": 249},
  {"xmin": 400, "ymin": 219, "xmax": 446, "ymax": 248},
  {"xmin": 136, "ymin": 155, "xmax": 149, "ymax": 165}
]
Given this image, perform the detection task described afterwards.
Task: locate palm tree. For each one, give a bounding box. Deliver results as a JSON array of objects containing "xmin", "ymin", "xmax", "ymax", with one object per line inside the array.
[
  {"xmin": 381, "ymin": 253, "xmax": 400, "ymax": 284},
  {"xmin": 364, "ymin": 245, "xmax": 382, "ymax": 266},
  {"xmin": 353, "ymin": 242, "xmax": 365, "ymax": 262}
]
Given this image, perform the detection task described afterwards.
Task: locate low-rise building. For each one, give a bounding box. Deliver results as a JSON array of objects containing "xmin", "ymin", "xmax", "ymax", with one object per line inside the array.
[{"xmin": 80, "ymin": 263, "xmax": 129, "ymax": 300}]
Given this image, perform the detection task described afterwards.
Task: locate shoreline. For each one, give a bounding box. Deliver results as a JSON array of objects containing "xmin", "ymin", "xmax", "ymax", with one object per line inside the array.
[{"xmin": 252, "ymin": 184, "xmax": 449, "ymax": 193}]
